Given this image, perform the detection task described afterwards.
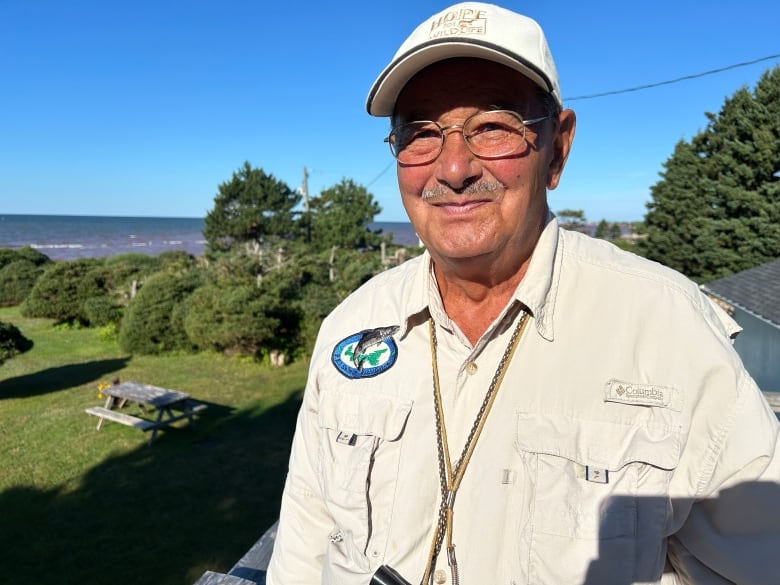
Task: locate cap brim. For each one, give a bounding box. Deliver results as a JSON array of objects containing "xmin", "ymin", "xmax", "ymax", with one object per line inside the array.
[{"xmin": 366, "ymin": 39, "xmax": 556, "ymax": 117}]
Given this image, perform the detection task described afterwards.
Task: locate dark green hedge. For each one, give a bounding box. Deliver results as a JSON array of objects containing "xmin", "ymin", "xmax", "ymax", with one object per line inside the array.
[
  {"xmin": 0, "ymin": 260, "xmax": 45, "ymax": 306},
  {"xmin": 118, "ymin": 270, "xmax": 201, "ymax": 354},
  {"xmin": 0, "ymin": 320, "xmax": 33, "ymax": 365}
]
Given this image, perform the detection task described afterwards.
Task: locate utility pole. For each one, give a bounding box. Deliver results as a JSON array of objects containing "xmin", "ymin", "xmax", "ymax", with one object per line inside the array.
[
  {"xmin": 302, "ymin": 166, "xmax": 311, "ymax": 243},
  {"xmin": 301, "ymin": 166, "xmax": 310, "ymax": 212}
]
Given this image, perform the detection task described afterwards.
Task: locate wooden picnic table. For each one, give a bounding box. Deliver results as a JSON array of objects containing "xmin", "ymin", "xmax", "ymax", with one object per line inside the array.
[{"xmin": 86, "ymin": 381, "xmax": 207, "ymax": 445}]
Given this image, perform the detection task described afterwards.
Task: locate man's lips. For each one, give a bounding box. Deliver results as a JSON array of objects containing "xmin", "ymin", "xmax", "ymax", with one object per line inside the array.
[
  {"xmin": 431, "ymin": 198, "xmax": 492, "ymax": 207},
  {"xmin": 429, "ymin": 198, "xmax": 494, "ymax": 216}
]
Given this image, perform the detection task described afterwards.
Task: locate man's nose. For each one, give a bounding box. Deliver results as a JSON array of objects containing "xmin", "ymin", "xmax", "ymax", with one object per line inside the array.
[{"xmin": 434, "ymin": 128, "xmax": 482, "ymax": 191}]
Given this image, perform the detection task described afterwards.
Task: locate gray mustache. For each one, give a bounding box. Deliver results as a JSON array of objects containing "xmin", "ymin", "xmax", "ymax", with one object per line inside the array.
[{"xmin": 421, "ymin": 181, "xmax": 504, "ymax": 200}]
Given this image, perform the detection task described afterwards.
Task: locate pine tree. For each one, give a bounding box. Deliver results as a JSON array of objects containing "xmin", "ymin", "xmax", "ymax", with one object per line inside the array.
[
  {"xmin": 639, "ymin": 66, "xmax": 780, "ymax": 282},
  {"xmin": 308, "ymin": 179, "xmax": 385, "ymax": 252},
  {"xmin": 641, "ymin": 141, "xmax": 715, "ymax": 278},
  {"xmin": 595, "ymin": 219, "xmax": 609, "ymax": 239},
  {"xmin": 204, "ymin": 162, "xmax": 300, "ymax": 253}
]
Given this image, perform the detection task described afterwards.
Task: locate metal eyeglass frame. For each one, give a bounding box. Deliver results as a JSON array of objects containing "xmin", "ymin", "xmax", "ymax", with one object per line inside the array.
[{"xmin": 384, "ymin": 110, "xmax": 552, "ymax": 165}]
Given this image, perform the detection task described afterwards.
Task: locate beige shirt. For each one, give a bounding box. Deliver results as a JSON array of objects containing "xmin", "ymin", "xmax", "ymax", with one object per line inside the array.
[{"xmin": 267, "ymin": 218, "xmax": 780, "ymax": 585}]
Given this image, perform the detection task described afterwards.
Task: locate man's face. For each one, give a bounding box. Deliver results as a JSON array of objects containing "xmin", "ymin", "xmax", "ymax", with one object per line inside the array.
[{"xmin": 394, "ymin": 58, "xmax": 575, "ymax": 271}]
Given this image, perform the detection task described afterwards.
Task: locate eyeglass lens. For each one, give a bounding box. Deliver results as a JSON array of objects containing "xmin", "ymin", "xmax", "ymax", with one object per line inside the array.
[{"xmin": 388, "ymin": 110, "xmax": 529, "ymax": 164}]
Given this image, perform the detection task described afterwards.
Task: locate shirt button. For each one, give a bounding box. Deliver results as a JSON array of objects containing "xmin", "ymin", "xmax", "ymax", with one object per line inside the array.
[
  {"xmin": 434, "ymin": 569, "xmax": 447, "ymax": 583},
  {"xmin": 371, "ymin": 550, "xmax": 379, "ymax": 558},
  {"xmin": 466, "ymin": 362, "xmax": 478, "ymax": 375}
]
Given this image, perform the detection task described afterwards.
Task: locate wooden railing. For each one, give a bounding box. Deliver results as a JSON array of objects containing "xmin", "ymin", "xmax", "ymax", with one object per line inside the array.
[
  {"xmin": 194, "ymin": 521, "xmax": 276, "ymax": 585},
  {"xmin": 764, "ymin": 391, "xmax": 780, "ymax": 414}
]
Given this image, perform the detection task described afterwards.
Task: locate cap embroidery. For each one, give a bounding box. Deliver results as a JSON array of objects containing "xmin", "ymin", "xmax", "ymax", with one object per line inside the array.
[{"xmin": 429, "ymin": 7, "xmax": 487, "ymax": 39}]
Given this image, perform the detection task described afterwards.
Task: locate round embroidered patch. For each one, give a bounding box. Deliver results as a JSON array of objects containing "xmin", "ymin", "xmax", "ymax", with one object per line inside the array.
[{"xmin": 331, "ymin": 330, "xmax": 398, "ymax": 379}]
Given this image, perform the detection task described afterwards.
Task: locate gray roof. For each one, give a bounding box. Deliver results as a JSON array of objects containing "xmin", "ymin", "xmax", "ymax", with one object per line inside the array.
[{"xmin": 702, "ymin": 258, "xmax": 780, "ymax": 327}]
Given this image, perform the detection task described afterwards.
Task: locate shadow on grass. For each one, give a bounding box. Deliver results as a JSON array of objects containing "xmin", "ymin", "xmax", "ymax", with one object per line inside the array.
[
  {"xmin": 0, "ymin": 389, "xmax": 303, "ymax": 585},
  {"xmin": 0, "ymin": 357, "xmax": 130, "ymax": 399}
]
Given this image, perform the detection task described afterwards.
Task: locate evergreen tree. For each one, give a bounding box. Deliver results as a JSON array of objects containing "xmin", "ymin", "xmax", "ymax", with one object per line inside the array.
[
  {"xmin": 204, "ymin": 162, "xmax": 300, "ymax": 253},
  {"xmin": 639, "ymin": 66, "xmax": 780, "ymax": 281},
  {"xmin": 556, "ymin": 209, "xmax": 587, "ymax": 232},
  {"xmin": 640, "ymin": 140, "xmax": 714, "ymax": 278},
  {"xmin": 595, "ymin": 219, "xmax": 609, "ymax": 239},
  {"xmin": 308, "ymin": 179, "xmax": 386, "ymax": 251}
]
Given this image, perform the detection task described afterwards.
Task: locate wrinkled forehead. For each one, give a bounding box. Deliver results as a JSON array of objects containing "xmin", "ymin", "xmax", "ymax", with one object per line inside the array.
[{"xmin": 393, "ymin": 58, "xmax": 545, "ymax": 122}]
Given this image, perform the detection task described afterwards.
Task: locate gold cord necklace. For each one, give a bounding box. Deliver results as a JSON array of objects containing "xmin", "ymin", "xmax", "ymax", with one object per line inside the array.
[{"xmin": 421, "ymin": 311, "xmax": 530, "ymax": 585}]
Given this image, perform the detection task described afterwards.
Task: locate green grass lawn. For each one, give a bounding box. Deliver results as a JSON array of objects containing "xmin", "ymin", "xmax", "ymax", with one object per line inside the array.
[{"xmin": 0, "ymin": 305, "xmax": 307, "ymax": 585}]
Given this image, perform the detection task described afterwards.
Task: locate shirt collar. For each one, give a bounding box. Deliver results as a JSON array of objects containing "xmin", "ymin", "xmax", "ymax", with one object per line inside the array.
[
  {"xmin": 398, "ymin": 214, "xmax": 562, "ymax": 342},
  {"xmin": 512, "ymin": 213, "xmax": 560, "ymax": 341},
  {"xmin": 396, "ymin": 250, "xmax": 436, "ymax": 340}
]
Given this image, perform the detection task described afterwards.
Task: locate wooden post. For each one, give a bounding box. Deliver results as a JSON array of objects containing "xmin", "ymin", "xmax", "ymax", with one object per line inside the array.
[{"xmin": 329, "ymin": 246, "xmax": 337, "ymax": 282}]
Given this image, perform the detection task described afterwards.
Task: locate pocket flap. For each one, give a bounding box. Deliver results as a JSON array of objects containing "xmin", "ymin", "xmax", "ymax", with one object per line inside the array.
[
  {"xmin": 516, "ymin": 412, "xmax": 680, "ymax": 470},
  {"xmin": 319, "ymin": 390, "xmax": 412, "ymax": 441}
]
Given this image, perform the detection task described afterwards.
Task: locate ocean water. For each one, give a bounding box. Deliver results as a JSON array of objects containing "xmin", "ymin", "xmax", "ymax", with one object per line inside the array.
[{"xmin": 0, "ymin": 214, "xmax": 419, "ymax": 261}]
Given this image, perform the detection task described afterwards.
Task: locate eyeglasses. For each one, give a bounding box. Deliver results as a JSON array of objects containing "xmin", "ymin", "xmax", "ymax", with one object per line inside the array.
[{"xmin": 384, "ymin": 109, "xmax": 551, "ymax": 165}]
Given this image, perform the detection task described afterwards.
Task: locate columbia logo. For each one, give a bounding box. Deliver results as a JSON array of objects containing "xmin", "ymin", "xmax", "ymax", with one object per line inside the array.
[{"xmin": 605, "ymin": 379, "xmax": 679, "ymax": 410}]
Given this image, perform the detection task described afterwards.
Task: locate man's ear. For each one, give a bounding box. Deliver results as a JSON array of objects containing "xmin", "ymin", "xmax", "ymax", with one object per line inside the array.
[{"xmin": 547, "ymin": 109, "xmax": 576, "ymax": 190}]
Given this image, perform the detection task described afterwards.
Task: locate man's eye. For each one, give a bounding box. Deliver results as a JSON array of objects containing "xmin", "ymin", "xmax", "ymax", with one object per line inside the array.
[
  {"xmin": 470, "ymin": 122, "xmax": 514, "ymax": 136},
  {"xmin": 408, "ymin": 127, "xmax": 440, "ymax": 141},
  {"xmin": 395, "ymin": 125, "xmax": 440, "ymax": 152}
]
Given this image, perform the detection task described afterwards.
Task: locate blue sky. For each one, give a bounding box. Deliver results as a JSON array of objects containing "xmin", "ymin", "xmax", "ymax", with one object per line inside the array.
[{"xmin": 1, "ymin": 0, "xmax": 778, "ymax": 223}]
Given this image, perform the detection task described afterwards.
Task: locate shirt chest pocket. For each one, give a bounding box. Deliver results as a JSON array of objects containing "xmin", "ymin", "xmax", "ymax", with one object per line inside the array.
[
  {"xmin": 515, "ymin": 412, "xmax": 681, "ymax": 540},
  {"xmin": 318, "ymin": 390, "xmax": 412, "ymax": 497},
  {"xmin": 515, "ymin": 412, "xmax": 682, "ymax": 584}
]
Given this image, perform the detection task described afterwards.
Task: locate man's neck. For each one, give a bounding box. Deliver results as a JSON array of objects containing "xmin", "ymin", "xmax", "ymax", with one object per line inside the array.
[
  {"xmin": 428, "ymin": 209, "xmax": 549, "ymax": 344},
  {"xmin": 433, "ymin": 256, "xmax": 531, "ymax": 345}
]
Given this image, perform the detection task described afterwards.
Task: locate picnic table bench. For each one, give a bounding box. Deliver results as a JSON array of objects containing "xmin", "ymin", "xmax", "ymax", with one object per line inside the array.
[{"xmin": 86, "ymin": 381, "xmax": 207, "ymax": 445}]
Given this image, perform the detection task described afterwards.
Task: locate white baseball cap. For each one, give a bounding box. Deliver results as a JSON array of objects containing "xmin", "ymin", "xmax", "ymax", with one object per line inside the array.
[{"xmin": 366, "ymin": 2, "xmax": 562, "ymax": 117}]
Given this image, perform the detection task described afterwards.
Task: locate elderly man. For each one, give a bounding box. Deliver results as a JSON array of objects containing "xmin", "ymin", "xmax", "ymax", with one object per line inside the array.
[{"xmin": 267, "ymin": 3, "xmax": 780, "ymax": 584}]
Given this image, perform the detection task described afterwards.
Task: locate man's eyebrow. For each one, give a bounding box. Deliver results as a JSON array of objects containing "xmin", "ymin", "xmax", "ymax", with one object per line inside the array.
[
  {"xmin": 393, "ymin": 101, "xmax": 534, "ymax": 124},
  {"xmin": 489, "ymin": 102, "xmax": 534, "ymax": 115}
]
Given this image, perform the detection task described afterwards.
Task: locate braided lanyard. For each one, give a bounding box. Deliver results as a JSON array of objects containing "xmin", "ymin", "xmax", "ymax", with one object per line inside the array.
[{"xmin": 421, "ymin": 311, "xmax": 530, "ymax": 585}]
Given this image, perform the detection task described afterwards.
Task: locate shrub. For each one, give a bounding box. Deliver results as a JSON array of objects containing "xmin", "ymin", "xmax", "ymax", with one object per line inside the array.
[
  {"xmin": 12, "ymin": 246, "xmax": 51, "ymax": 267},
  {"xmin": 157, "ymin": 250, "xmax": 198, "ymax": 272},
  {"xmin": 0, "ymin": 246, "xmax": 49, "ymax": 271},
  {"xmin": 0, "ymin": 260, "xmax": 45, "ymax": 306},
  {"xmin": 98, "ymin": 252, "xmax": 197, "ymax": 306},
  {"xmin": 0, "ymin": 320, "xmax": 33, "ymax": 365},
  {"xmin": 21, "ymin": 258, "xmax": 104, "ymax": 323},
  {"xmin": 118, "ymin": 270, "xmax": 201, "ymax": 354},
  {"xmin": 96, "ymin": 322, "xmax": 118, "ymax": 342},
  {"xmin": 0, "ymin": 249, "xmax": 17, "ymax": 270},
  {"xmin": 98, "ymin": 254, "xmax": 162, "ymax": 301},
  {"xmin": 183, "ymin": 283, "xmax": 281, "ymax": 355},
  {"xmin": 104, "ymin": 252, "xmax": 162, "ymax": 271},
  {"xmin": 83, "ymin": 296, "xmax": 122, "ymax": 327},
  {"xmin": 300, "ymin": 282, "xmax": 341, "ymax": 352},
  {"xmin": 335, "ymin": 250, "xmax": 383, "ymax": 296}
]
